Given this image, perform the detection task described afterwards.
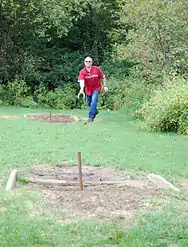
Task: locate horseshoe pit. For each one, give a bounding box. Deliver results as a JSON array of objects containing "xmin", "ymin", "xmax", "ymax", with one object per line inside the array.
[
  {"xmin": 24, "ymin": 113, "xmax": 79, "ymax": 124},
  {"xmin": 22, "ymin": 161, "xmax": 163, "ymax": 227}
]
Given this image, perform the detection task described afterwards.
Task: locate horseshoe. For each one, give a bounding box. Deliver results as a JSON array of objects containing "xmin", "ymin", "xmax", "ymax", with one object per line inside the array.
[{"xmin": 77, "ymin": 92, "xmax": 85, "ymax": 99}]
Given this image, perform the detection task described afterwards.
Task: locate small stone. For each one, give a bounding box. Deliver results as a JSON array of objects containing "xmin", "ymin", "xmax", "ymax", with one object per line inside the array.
[
  {"xmin": 6, "ymin": 169, "xmax": 18, "ymax": 191},
  {"xmin": 0, "ymin": 207, "xmax": 6, "ymax": 213},
  {"xmin": 147, "ymin": 174, "xmax": 179, "ymax": 192}
]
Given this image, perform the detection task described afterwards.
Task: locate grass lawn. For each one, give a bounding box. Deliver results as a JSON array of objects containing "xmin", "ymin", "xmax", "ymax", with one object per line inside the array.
[{"xmin": 0, "ymin": 105, "xmax": 187, "ymax": 246}]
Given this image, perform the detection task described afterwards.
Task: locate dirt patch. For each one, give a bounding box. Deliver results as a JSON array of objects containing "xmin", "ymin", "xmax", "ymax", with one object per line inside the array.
[
  {"xmin": 24, "ymin": 114, "xmax": 79, "ymax": 124},
  {"xmin": 178, "ymin": 180, "xmax": 188, "ymax": 191},
  {"xmin": 0, "ymin": 115, "xmax": 19, "ymax": 119},
  {"xmin": 24, "ymin": 164, "xmax": 162, "ymax": 226}
]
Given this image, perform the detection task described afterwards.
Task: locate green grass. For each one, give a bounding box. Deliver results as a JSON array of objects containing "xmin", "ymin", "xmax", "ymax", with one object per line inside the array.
[
  {"xmin": 0, "ymin": 105, "xmax": 188, "ymax": 246},
  {"xmin": 115, "ymin": 207, "xmax": 188, "ymax": 247},
  {"xmin": 0, "ymin": 106, "xmax": 187, "ymax": 181},
  {"xmin": 0, "ymin": 189, "xmax": 118, "ymax": 247},
  {"xmin": 0, "ymin": 190, "xmax": 188, "ymax": 246}
]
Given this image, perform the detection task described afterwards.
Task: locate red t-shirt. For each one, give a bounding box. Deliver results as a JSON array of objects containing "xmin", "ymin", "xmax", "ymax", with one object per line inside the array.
[{"xmin": 78, "ymin": 66, "xmax": 105, "ymax": 96}]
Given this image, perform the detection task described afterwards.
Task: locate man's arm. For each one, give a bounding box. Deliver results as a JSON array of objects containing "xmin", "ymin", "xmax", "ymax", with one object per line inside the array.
[
  {"xmin": 101, "ymin": 75, "xmax": 108, "ymax": 92},
  {"xmin": 78, "ymin": 79, "xmax": 85, "ymax": 93}
]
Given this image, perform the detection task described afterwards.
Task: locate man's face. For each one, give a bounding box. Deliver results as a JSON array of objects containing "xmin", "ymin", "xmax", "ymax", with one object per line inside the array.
[{"xmin": 84, "ymin": 57, "xmax": 92, "ymax": 68}]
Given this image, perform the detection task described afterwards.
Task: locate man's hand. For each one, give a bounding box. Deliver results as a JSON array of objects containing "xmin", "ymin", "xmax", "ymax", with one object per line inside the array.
[
  {"xmin": 101, "ymin": 76, "xmax": 108, "ymax": 93},
  {"xmin": 104, "ymin": 86, "xmax": 108, "ymax": 93}
]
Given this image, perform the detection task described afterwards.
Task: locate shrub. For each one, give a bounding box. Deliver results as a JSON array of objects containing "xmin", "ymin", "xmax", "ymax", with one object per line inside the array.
[
  {"xmin": 140, "ymin": 78, "xmax": 188, "ymax": 135},
  {"xmin": 96, "ymin": 63, "xmax": 154, "ymax": 111},
  {"xmin": 35, "ymin": 83, "xmax": 77, "ymax": 109},
  {"xmin": 19, "ymin": 96, "xmax": 39, "ymax": 108},
  {"xmin": 0, "ymin": 80, "xmax": 31, "ymax": 106},
  {"xmin": 97, "ymin": 75, "xmax": 152, "ymax": 111}
]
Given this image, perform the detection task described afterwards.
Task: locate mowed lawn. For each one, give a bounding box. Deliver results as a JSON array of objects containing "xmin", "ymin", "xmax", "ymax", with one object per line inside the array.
[
  {"xmin": 0, "ymin": 105, "xmax": 187, "ymax": 180},
  {"xmin": 0, "ymin": 105, "xmax": 188, "ymax": 247}
]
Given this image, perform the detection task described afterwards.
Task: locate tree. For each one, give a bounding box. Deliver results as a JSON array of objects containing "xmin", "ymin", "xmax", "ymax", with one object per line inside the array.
[
  {"xmin": 0, "ymin": 0, "xmax": 88, "ymax": 83},
  {"xmin": 0, "ymin": 0, "xmax": 118, "ymax": 87},
  {"xmin": 113, "ymin": 0, "xmax": 188, "ymax": 75}
]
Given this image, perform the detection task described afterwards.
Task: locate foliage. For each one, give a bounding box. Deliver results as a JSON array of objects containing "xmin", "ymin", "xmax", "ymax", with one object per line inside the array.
[
  {"xmin": 0, "ymin": 79, "xmax": 78, "ymax": 109},
  {"xmin": 101, "ymin": 58, "xmax": 136, "ymax": 80},
  {"xmin": 98, "ymin": 64, "xmax": 153, "ymax": 111},
  {"xmin": 0, "ymin": 80, "xmax": 31, "ymax": 106},
  {"xmin": 34, "ymin": 83, "xmax": 77, "ymax": 109},
  {"xmin": 115, "ymin": 0, "xmax": 188, "ymax": 76},
  {"xmin": 1, "ymin": 0, "xmax": 187, "ymax": 89},
  {"xmin": 140, "ymin": 78, "xmax": 188, "ymax": 135},
  {"xmin": 0, "ymin": 0, "xmax": 188, "ymax": 138},
  {"xmin": 0, "ymin": 0, "xmax": 117, "ymax": 87},
  {"xmin": 0, "ymin": 0, "xmax": 88, "ymax": 83},
  {"xmin": 28, "ymin": 49, "xmax": 84, "ymax": 88}
]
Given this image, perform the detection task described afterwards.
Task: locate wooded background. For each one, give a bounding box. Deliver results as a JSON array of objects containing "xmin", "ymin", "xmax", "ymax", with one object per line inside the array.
[{"xmin": 0, "ymin": 0, "xmax": 187, "ymax": 134}]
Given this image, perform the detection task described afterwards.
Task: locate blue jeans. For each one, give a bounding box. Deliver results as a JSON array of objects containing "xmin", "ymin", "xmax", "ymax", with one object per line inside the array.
[{"xmin": 86, "ymin": 90, "xmax": 99, "ymax": 119}]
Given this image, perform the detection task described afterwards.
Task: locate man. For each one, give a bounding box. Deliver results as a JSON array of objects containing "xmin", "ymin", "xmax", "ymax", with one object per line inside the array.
[{"xmin": 78, "ymin": 56, "xmax": 108, "ymax": 122}]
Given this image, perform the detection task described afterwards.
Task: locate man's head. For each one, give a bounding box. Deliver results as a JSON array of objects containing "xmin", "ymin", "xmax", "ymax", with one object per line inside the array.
[{"xmin": 84, "ymin": 56, "xmax": 93, "ymax": 69}]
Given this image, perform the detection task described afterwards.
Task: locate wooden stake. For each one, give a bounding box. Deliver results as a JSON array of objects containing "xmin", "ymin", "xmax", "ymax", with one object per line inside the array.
[{"xmin": 78, "ymin": 152, "xmax": 83, "ymax": 190}]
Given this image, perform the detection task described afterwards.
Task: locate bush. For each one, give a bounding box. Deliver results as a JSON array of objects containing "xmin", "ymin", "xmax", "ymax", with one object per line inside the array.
[
  {"xmin": 95, "ymin": 62, "xmax": 154, "ymax": 111},
  {"xmin": 35, "ymin": 83, "xmax": 77, "ymax": 109},
  {"xmin": 19, "ymin": 96, "xmax": 39, "ymax": 108},
  {"xmin": 97, "ymin": 75, "xmax": 152, "ymax": 111},
  {"xmin": 0, "ymin": 80, "xmax": 31, "ymax": 106},
  {"xmin": 140, "ymin": 78, "xmax": 188, "ymax": 135}
]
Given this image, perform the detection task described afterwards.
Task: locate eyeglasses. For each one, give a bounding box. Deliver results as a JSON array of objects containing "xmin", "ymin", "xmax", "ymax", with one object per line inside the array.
[{"xmin": 85, "ymin": 61, "xmax": 92, "ymax": 63}]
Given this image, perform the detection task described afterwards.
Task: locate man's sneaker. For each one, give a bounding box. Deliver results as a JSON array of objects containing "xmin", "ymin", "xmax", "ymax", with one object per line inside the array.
[
  {"xmin": 88, "ymin": 118, "xmax": 93, "ymax": 122},
  {"xmin": 84, "ymin": 118, "xmax": 93, "ymax": 125}
]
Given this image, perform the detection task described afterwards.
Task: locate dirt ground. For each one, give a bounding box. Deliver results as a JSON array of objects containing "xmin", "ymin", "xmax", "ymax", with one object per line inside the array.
[
  {"xmin": 24, "ymin": 114, "xmax": 79, "ymax": 124},
  {"xmin": 25, "ymin": 164, "xmax": 163, "ymax": 226},
  {"xmin": 24, "ymin": 113, "xmax": 103, "ymax": 124},
  {"xmin": 0, "ymin": 115, "xmax": 19, "ymax": 119}
]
